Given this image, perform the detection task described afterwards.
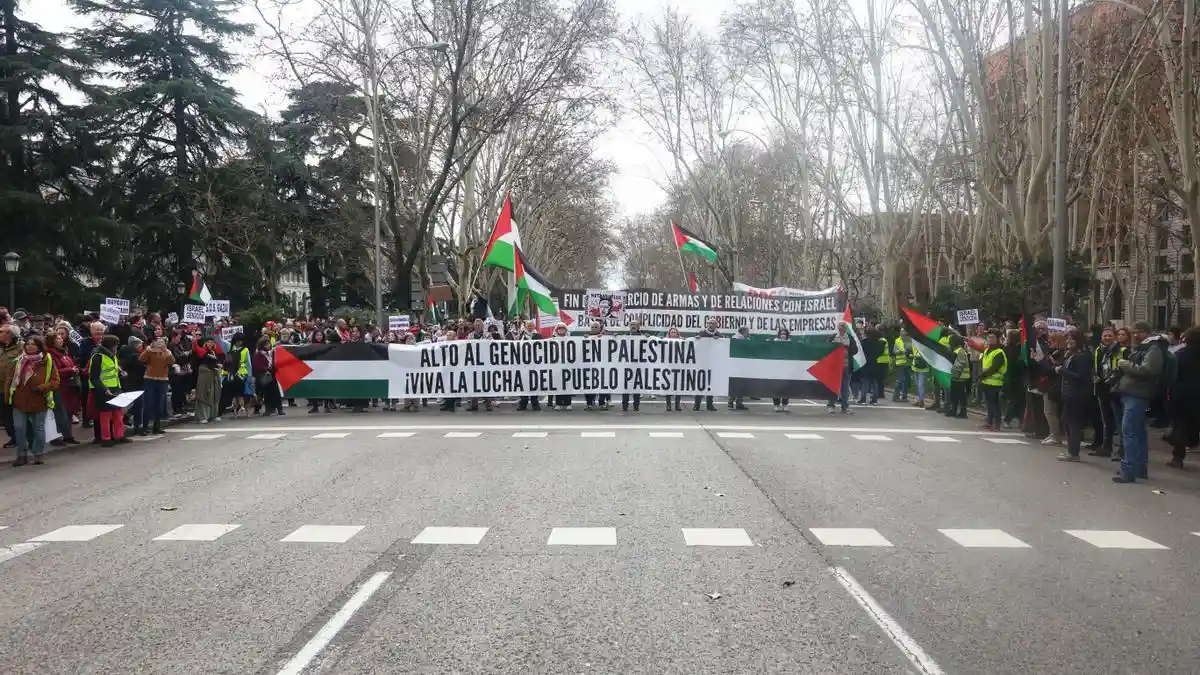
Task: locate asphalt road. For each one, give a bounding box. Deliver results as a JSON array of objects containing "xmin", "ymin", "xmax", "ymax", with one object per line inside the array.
[{"xmin": 1, "ymin": 398, "xmax": 1198, "ymax": 674}]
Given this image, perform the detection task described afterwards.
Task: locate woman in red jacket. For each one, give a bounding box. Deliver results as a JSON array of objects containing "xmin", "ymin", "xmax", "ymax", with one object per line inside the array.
[{"xmin": 45, "ymin": 331, "xmax": 80, "ymax": 446}]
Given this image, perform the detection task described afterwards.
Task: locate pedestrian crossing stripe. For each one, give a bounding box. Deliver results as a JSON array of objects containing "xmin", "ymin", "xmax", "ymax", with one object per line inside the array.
[
  {"xmin": 176, "ymin": 429, "xmax": 1029, "ymax": 442},
  {"xmin": 1, "ymin": 525, "xmax": 1189, "ymax": 551}
]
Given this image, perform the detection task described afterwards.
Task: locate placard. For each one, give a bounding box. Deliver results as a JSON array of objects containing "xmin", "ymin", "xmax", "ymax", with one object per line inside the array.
[
  {"xmin": 221, "ymin": 325, "xmax": 243, "ymax": 341},
  {"xmin": 585, "ymin": 289, "xmax": 627, "ymax": 329},
  {"xmin": 1047, "ymin": 318, "xmax": 1067, "ymax": 333},
  {"xmin": 205, "ymin": 300, "xmax": 231, "ymax": 318},
  {"xmin": 956, "ymin": 308, "xmax": 980, "ymax": 325},
  {"xmin": 104, "ymin": 298, "xmax": 130, "ymax": 315},
  {"xmin": 99, "ymin": 305, "xmax": 121, "ymax": 325},
  {"xmin": 68, "ymin": 329, "xmax": 83, "ymax": 344},
  {"xmin": 182, "ymin": 304, "xmax": 206, "ymax": 323},
  {"xmin": 167, "ymin": 312, "xmax": 179, "ymax": 324},
  {"xmin": 389, "ymin": 315, "xmax": 409, "ymax": 331}
]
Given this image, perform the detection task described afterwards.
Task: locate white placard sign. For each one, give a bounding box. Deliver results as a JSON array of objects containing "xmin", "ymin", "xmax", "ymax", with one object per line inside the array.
[
  {"xmin": 205, "ymin": 300, "xmax": 231, "ymax": 318},
  {"xmin": 105, "ymin": 298, "xmax": 130, "ymax": 315},
  {"xmin": 99, "ymin": 305, "xmax": 121, "ymax": 325},
  {"xmin": 389, "ymin": 315, "xmax": 409, "ymax": 331},
  {"xmin": 221, "ymin": 325, "xmax": 243, "ymax": 341},
  {"xmin": 956, "ymin": 308, "xmax": 980, "ymax": 325},
  {"xmin": 1047, "ymin": 318, "xmax": 1068, "ymax": 333},
  {"xmin": 167, "ymin": 312, "xmax": 179, "ymax": 324},
  {"xmin": 182, "ymin": 304, "xmax": 206, "ymax": 323}
]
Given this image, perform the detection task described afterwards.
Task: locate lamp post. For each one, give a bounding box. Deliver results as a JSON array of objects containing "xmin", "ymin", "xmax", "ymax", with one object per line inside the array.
[{"xmin": 2, "ymin": 252, "xmax": 19, "ymax": 311}]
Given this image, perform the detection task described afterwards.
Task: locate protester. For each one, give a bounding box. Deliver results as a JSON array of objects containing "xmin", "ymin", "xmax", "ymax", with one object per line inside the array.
[
  {"xmin": 1113, "ymin": 321, "xmax": 1167, "ymax": 483},
  {"xmin": 89, "ymin": 334, "xmax": 128, "ymax": 447},
  {"xmin": 8, "ymin": 336, "xmax": 60, "ymax": 465},
  {"xmin": 978, "ymin": 329, "xmax": 1007, "ymax": 431},
  {"xmin": 891, "ymin": 327, "xmax": 910, "ymax": 402},
  {"xmin": 138, "ymin": 334, "xmax": 174, "ymax": 435},
  {"xmin": 585, "ymin": 321, "xmax": 610, "ymax": 411},
  {"xmin": 621, "ymin": 319, "xmax": 646, "ymax": 412},
  {"xmin": 1056, "ymin": 329, "xmax": 1094, "ymax": 462},
  {"xmin": 0, "ymin": 325, "xmax": 20, "ymax": 448},
  {"xmin": 693, "ymin": 318, "xmax": 720, "ymax": 411},
  {"xmin": 947, "ymin": 334, "xmax": 971, "ymax": 418},
  {"xmin": 827, "ymin": 321, "xmax": 856, "ymax": 415},
  {"xmin": 664, "ymin": 326, "xmax": 683, "ymax": 411},
  {"xmin": 253, "ymin": 337, "xmax": 283, "ymax": 416},
  {"xmin": 1167, "ymin": 326, "xmax": 1200, "ymax": 469},
  {"xmin": 1001, "ymin": 328, "xmax": 1025, "ymax": 427},
  {"xmin": 771, "ymin": 327, "xmax": 792, "ymax": 412},
  {"xmin": 45, "ymin": 332, "xmax": 80, "ymax": 446}
]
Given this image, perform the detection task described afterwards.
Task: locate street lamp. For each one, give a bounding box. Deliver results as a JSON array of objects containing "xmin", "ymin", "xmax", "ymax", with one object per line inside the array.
[
  {"xmin": 2, "ymin": 252, "xmax": 19, "ymax": 310},
  {"xmin": 175, "ymin": 281, "xmax": 186, "ymax": 296}
]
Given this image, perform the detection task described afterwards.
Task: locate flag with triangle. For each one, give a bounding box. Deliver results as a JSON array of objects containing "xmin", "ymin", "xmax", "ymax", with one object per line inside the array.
[
  {"xmin": 188, "ymin": 270, "xmax": 213, "ymax": 304},
  {"xmin": 842, "ymin": 305, "xmax": 867, "ymax": 372},
  {"xmin": 901, "ymin": 307, "xmax": 956, "ymax": 388},
  {"xmin": 671, "ymin": 222, "xmax": 718, "ymax": 263},
  {"xmin": 514, "ymin": 249, "xmax": 560, "ymax": 317},
  {"xmin": 482, "ymin": 193, "xmax": 521, "ymax": 272}
]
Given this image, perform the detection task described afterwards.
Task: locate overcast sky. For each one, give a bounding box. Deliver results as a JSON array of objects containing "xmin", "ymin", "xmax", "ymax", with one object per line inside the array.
[{"xmin": 31, "ymin": 0, "xmax": 730, "ymax": 218}]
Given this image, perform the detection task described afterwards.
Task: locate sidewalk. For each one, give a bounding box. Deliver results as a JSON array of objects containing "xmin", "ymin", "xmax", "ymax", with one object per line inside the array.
[{"xmin": 0, "ymin": 412, "xmax": 193, "ymax": 464}]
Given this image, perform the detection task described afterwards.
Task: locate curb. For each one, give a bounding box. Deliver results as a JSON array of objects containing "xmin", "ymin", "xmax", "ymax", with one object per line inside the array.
[{"xmin": 0, "ymin": 412, "xmax": 194, "ymax": 463}]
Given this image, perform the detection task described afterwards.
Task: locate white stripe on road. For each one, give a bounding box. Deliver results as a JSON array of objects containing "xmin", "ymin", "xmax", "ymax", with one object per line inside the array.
[
  {"xmin": 377, "ymin": 432, "xmax": 415, "ymax": 438},
  {"xmin": 154, "ymin": 524, "xmax": 242, "ymax": 542},
  {"xmin": 30, "ymin": 524, "xmax": 124, "ymax": 542},
  {"xmin": 312, "ymin": 432, "xmax": 350, "ymax": 439},
  {"xmin": 512, "ymin": 431, "xmax": 548, "ymax": 438},
  {"xmin": 182, "ymin": 434, "xmax": 225, "ymax": 440},
  {"xmin": 443, "ymin": 431, "xmax": 482, "ymax": 438},
  {"xmin": 939, "ymin": 529, "xmax": 1030, "ymax": 549},
  {"xmin": 411, "ymin": 527, "xmax": 489, "ymax": 545},
  {"xmin": 649, "ymin": 431, "xmax": 684, "ymax": 438},
  {"xmin": 851, "ymin": 434, "xmax": 892, "ymax": 441},
  {"xmin": 916, "ymin": 436, "xmax": 959, "ymax": 443},
  {"xmin": 275, "ymin": 571, "xmax": 392, "ymax": 675},
  {"xmin": 0, "ymin": 542, "xmax": 43, "ymax": 565},
  {"xmin": 547, "ymin": 527, "xmax": 617, "ymax": 546},
  {"xmin": 681, "ymin": 528, "xmax": 754, "ymax": 547},
  {"xmin": 1064, "ymin": 530, "xmax": 1168, "ymax": 550},
  {"xmin": 785, "ymin": 433, "xmax": 824, "ymax": 440},
  {"xmin": 832, "ymin": 566, "xmax": 944, "ymax": 675},
  {"xmin": 810, "ymin": 528, "xmax": 893, "ymax": 547},
  {"xmin": 280, "ymin": 525, "xmax": 364, "ymax": 543},
  {"xmin": 248, "ymin": 433, "xmax": 286, "ymax": 440},
  {"xmin": 716, "ymin": 432, "xmax": 755, "ymax": 439},
  {"xmin": 169, "ymin": 424, "xmax": 1018, "ymax": 435},
  {"xmin": 580, "ymin": 431, "xmax": 615, "ymax": 438},
  {"xmin": 985, "ymin": 438, "xmax": 1027, "ymax": 444}
]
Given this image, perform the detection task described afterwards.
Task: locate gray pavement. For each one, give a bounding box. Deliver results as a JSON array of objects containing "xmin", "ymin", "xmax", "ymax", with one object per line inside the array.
[{"xmin": 1, "ymin": 400, "xmax": 1198, "ymax": 674}]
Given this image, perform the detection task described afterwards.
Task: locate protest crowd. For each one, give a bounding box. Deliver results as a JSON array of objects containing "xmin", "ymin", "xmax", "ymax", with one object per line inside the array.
[{"xmin": 0, "ymin": 297, "xmax": 1192, "ymax": 487}]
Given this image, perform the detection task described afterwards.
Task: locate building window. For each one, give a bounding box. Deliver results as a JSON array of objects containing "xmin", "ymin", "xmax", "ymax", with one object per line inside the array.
[
  {"xmin": 1183, "ymin": 280, "xmax": 1195, "ymax": 299},
  {"xmin": 1158, "ymin": 281, "xmax": 1170, "ymax": 300},
  {"xmin": 1157, "ymin": 254, "xmax": 1170, "ymax": 273},
  {"xmin": 1157, "ymin": 227, "xmax": 1169, "ymax": 249},
  {"xmin": 1183, "ymin": 252, "xmax": 1194, "ymax": 272}
]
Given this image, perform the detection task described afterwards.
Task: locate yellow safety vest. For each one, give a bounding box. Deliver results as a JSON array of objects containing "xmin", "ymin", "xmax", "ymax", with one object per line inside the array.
[
  {"xmin": 981, "ymin": 348, "xmax": 1007, "ymax": 386},
  {"xmin": 92, "ymin": 352, "xmax": 120, "ymax": 388},
  {"xmin": 237, "ymin": 348, "xmax": 250, "ymax": 378},
  {"xmin": 7, "ymin": 357, "xmax": 55, "ymax": 409},
  {"xmin": 954, "ymin": 348, "xmax": 971, "ymax": 380},
  {"xmin": 875, "ymin": 337, "xmax": 890, "ymax": 365},
  {"xmin": 910, "ymin": 344, "xmax": 928, "ymax": 372},
  {"xmin": 892, "ymin": 338, "xmax": 908, "ymax": 366}
]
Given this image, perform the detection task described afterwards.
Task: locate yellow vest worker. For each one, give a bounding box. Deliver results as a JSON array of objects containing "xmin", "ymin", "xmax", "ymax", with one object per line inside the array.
[
  {"xmin": 875, "ymin": 337, "xmax": 890, "ymax": 365},
  {"xmin": 892, "ymin": 338, "xmax": 907, "ymax": 366},
  {"xmin": 910, "ymin": 345, "xmax": 927, "ymax": 373},
  {"xmin": 981, "ymin": 348, "xmax": 1007, "ymax": 386},
  {"xmin": 954, "ymin": 347, "xmax": 972, "ymax": 380},
  {"xmin": 94, "ymin": 352, "xmax": 120, "ymax": 389}
]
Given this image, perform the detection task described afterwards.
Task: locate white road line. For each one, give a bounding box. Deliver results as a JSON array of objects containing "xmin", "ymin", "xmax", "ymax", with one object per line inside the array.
[
  {"xmin": 985, "ymin": 437, "xmax": 1027, "ymax": 444},
  {"xmin": 832, "ymin": 566, "xmax": 944, "ymax": 675},
  {"xmin": 939, "ymin": 529, "xmax": 1030, "ymax": 549},
  {"xmin": 30, "ymin": 524, "xmax": 124, "ymax": 542},
  {"xmin": 0, "ymin": 542, "xmax": 42, "ymax": 565},
  {"xmin": 411, "ymin": 526, "xmax": 489, "ymax": 545},
  {"xmin": 512, "ymin": 431, "xmax": 548, "ymax": 438},
  {"xmin": 851, "ymin": 434, "xmax": 893, "ymax": 441},
  {"xmin": 1064, "ymin": 530, "xmax": 1168, "ymax": 550},
  {"xmin": 547, "ymin": 527, "xmax": 617, "ymax": 546},
  {"xmin": 275, "ymin": 571, "xmax": 392, "ymax": 675},
  {"xmin": 810, "ymin": 528, "xmax": 893, "ymax": 547},
  {"xmin": 681, "ymin": 528, "xmax": 754, "ymax": 547},
  {"xmin": 154, "ymin": 524, "xmax": 242, "ymax": 542},
  {"xmin": 443, "ymin": 431, "xmax": 482, "ymax": 438},
  {"xmin": 649, "ymin": 431, "xmax": 684, "ymax": 438},
  {"xmin": 312, "ymin": 432, "xmax": 350, "ymax": 439},
  {"xmin": 248, "ymin": 433, "xmax": 286, "ymax": 440},
  {"xmin": 716, "ymin": 432, "xmax": 755, "ymax": 439},
  {"xmin": 0, "ymin": 526, "xmax": 7, "ymax": 530},
  {"xmin": 167, "ymin": 424, "xmax": 1019, "ymax": 435},
  {"xmin": 580, "ymin": 431, "xmax": 615, "ymax": 438},
  {"xmin": 916, "ymin": 436, "xmax": 959, "ymax": 443},
  {"xmin": 182, "ymin": 434, "xmax": 224, "ymax": 441},
  {"xmin": 377, "ymin": 432, "xmax": 416, "ymax": 438},
  {"xmin": 785, "ymin": 433, "xmax": 824, "ymax": 440},
  {"xmin": 280, "ymin": 525, "xmax": 364, "ymax": 543}
]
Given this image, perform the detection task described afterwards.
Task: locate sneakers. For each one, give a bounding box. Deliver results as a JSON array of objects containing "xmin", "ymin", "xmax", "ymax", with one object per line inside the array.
[
  {"xmin": 1041, "ymin": 437, "xmax": 1062, "ymax": 446},
  {"xmin": 1056, "ymin": 453, "xmax": 1080, "ymax": 462}
]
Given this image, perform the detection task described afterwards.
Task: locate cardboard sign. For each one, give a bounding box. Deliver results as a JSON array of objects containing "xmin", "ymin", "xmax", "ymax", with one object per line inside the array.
[
  {"xmin": 389, "ymin": 315, "xmax": 409, "ymax": 331},
  {"xmin": 221, "ymin": 325, "xmax": 243, "ymax": 341},
  {"xmin": 99, "ymin": 305, "xmax": 121, "ymax": 325},
  {"xmin": 167, "ymin": 312, "xmax": 179, "ymax": 324},
  {"xmin": 1047, "ymin": 318, "xmax": 1067, "ymax": 333},
  {"xmin": 105, "ymin": 298, "xmax": 130, "ymax": 315},
  {"xmin": 182, "ymin": 304, "xmax": 206, "ymax": 324},
  {"xmin": 205, "ymin": 300, "xmax": 231, "ymax": 318},
  {"xmin": 956, "ymin": 308, "xmax": 980, "ymax": 325}
]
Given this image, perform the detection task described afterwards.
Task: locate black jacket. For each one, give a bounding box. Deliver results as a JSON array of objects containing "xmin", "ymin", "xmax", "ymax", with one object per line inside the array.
[{"xmin": 1059, "ymin": 348, "xmax": 1094, "ymax": 403}]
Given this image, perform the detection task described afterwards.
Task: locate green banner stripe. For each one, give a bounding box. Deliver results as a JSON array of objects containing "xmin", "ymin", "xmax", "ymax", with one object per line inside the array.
[
  {"xmin": 728, "ymin": 340, "xmax": 836, "ymax": 361},
  {"xmin": 727, "ymin": 378, "xmax": 836, "ymax": 399},
  {"xmin": 283, "ymin": 379, "xmax": 390, "ymax": 399}
]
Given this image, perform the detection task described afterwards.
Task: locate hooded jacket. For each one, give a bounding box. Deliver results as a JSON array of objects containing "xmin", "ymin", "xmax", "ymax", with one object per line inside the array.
[{"xmin": 1113, "ymin": 334, "xmax": 1167, "ymax": 400}]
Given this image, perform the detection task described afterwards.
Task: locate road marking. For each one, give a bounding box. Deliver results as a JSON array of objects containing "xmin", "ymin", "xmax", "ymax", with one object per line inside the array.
[
  {"xmin": 154, "ymin": 524, "xmax": 242, "ymax": 541},
  {"xmin": 810, "ymin": 528, "xmax": 894, "ymax": 547},
  {"xmin": 0, "ymin": 526, "xmax": 6, "ymax": 530},
  {"xmin": 0, "ymin": 542, "xmax": 42, "ymax": 564},
  {"xmin": 649, "ymin": 431, "xmax": 684, "ymax": 438},
  {"xmin": 280, "ymin": 525, "xmax": 364, "ymax": 543},
  {"xmin": 580, "ymin": 431, "xmax": 615, "ymax": 438},
  {"xmin": 985, "ymin": 438, "xmax": 1027, "ymax": 444},
  {"xmin": 785, "ymin": 433, "xmax": 824, "ymax": 440},
  {"xmin": 917, "ymin": 436, "xmax": 959, "ymax": 443},
  {"xmin": 411, "ymin": 526, "xmax": 489, "ymax": 545},
  {"xmin": 168, "ymin": 424, "xmax": 1019, "ymax": 435},
  {"xmin": 513, "ymin": 431, "xmax": 548, "ymax": 438},
  {"xmin": 832, "ymin": 566, "xmax": 944, "ymax": 675},
  {"xmin": 681, "ymin": 528, "xmax": 754, "ymax": 547},
  {"xmin": 247, "ymin": 433, "xmax": 286, "ymax": 440},
  {"xmin": 547, "ymin": 527, "xmax": 617, "ymax": 546},
  {"xmin": 182, "ymin": 434, "xmax": 224, "ymax": 441},
  {"xmin": 716, "ymin": 432, "xmax": 755, "ymax": 439},
  {"xmin": 939, "ymin": 529, "xmax": 1030, "ymax": 548},
  {"xmin": 443, "ymin": 431, "xmax": 482, "ymax": 438},
  {"xmin": 312, "ymin": 432, "xmax": 350, "ymax": 439},
  {"xmin": 30, "ymin": 524, "xmax": 124, "ymax": 542},
  {"xmin": 851, "ymin": 434, "xmax": 892, "ymax": 441},
  {"xmin": 377, "ymin": 432, "xmax": 416, "ymax": 438},
  {"xmin": 275, "ymin": 571, "xmax": 391, "ymax": 675},
  {"xmin": 1064, "ymin": 530, "xmax": 1168, "ymax": 550}
]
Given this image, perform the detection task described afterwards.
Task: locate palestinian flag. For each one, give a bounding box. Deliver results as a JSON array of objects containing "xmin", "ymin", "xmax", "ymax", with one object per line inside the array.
[
  {"xmin": 901, "ymin": 307, "xmax": 956, "ymax": 388},
  {"xmin": 275, "ymin": 343, "xmax": 394, "ymax": 399},
  {"xmin": 514, "ymin": 250, "xmax": 560, "ymax": 316},
  {"xmin": 727, "ymin": 339, "xmax": 845, "ymax": 398},
  {"xmin": 688, "ymin": 271, "xmax": 698, "ymax": 293},
  {"xmin": 671, "ymin": 222, "xmax": 718, "ymax": 263},
  {"xmin": 481, "ymin": 193, "xmax": 521, "ymax": 271},
  {"xmin": 188, "ymin": 270, "xmax": 213, "ymax": 304},
  {"xmin": 426, "ymin": 296, "xmax": 440, "ymax": 324},
  {"xmin": 842, "ymin": 305, "xmax": 867, "ymax": 372}
]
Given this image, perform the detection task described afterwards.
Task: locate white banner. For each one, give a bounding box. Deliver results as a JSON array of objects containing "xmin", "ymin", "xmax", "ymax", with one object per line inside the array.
[
  {"xmin": 222, "ymin": 325, "xmax": 243, "ymax": 341},
  {"xmin": 105, "ymin": 298, "xmax": 130, "ymax": 315},
  {"xmin": 389, "ymin": 315, "xmax": 409, "ymax": 331},
  {"xmin": 956, "ymin": 308, "xmax": 980, "ymax": 325},
  {"xmin": 205, "ymin": 300, "xmax": 231, "ymax": 318},
  {"xmin": 389, "ymin": 336, "xmax": 725, "ymax": 398},
  {"xmin": 182, "ymin": 304, "xmax": 206, "ymax": 323}
]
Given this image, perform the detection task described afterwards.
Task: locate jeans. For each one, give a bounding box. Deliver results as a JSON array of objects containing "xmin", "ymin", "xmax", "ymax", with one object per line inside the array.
[
  {"xmin": 827, "ymin": 368, "xmax": 853, "ymax": 411},
  {"xmin": 52, "ymin": 390, "xmax": 74, "ymax": 440},
  {"xmin": 139, "ymin": 380, "xmax": 169, "ymax": 430},
  {"xmin": 914, "ymin": 372, "xmax": 927, "ymax": 401},
  {"xmin": 1110, "ymin": 395, "xmax": 1125, "ymax": 456},
  {"xmin": 893, "ymin": 366, "xmax": 910, "ymax": 399},
  {"xmin": 982, "ymin": 384, "xmax": 1002, "ymax": 426},
  {"xmin": 13, "ymin": 410, "xmax": 46, "ymax": 457},
  {"xmin": 1119, "ymin": 394, "xmax": 1149, "ymax": 480}
]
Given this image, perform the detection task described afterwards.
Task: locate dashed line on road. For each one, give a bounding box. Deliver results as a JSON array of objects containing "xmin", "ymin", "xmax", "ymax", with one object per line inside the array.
[
  {"xmin": 832, "ymin": 566, "xmax": 944, "ymax": 675},
  {"xmin": 275, "ymin": 571, "xmax": 392, "ymax": 675},
  {"xmin": 0, "ymin": 542, "xmax": 42, "ymax": 565}
]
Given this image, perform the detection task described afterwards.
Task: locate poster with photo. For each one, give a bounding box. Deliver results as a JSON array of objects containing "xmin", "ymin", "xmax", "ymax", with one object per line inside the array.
[{"xmin": 585, "ymin": 289, "xmax": 626, "ymax": 328}]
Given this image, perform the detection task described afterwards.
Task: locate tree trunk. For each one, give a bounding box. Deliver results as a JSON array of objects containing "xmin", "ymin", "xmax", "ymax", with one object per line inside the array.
[{"xmin": 304, "ymin": 238, "xmax": 327, "ymax": 317}]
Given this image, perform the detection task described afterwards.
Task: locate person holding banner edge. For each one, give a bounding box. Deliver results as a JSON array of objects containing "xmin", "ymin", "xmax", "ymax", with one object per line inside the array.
[{"xmin": 693, "ymin": 318, "xmax": 720, "ymax": 412}]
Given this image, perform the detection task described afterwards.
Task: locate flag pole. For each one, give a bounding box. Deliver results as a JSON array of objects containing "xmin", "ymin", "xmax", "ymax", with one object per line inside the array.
[{"xmin": 669, "ymin": 221, "xmax": 691, "ymax": 291}]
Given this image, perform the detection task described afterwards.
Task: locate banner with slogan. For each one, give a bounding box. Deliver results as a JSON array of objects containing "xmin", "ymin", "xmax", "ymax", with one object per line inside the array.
[
  {"xmin": 553, "ymin": 287, "xmax": 844, "ymax": 337},
  {"xmin": 275, "ymin": 337, "xmax": 847, "ymax": 400}
]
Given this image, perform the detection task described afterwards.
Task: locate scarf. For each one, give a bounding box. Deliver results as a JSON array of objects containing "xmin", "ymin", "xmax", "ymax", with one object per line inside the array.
[{"xmin": 16, "ymin": 352, "xmax": 44, "ymax": 386}]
